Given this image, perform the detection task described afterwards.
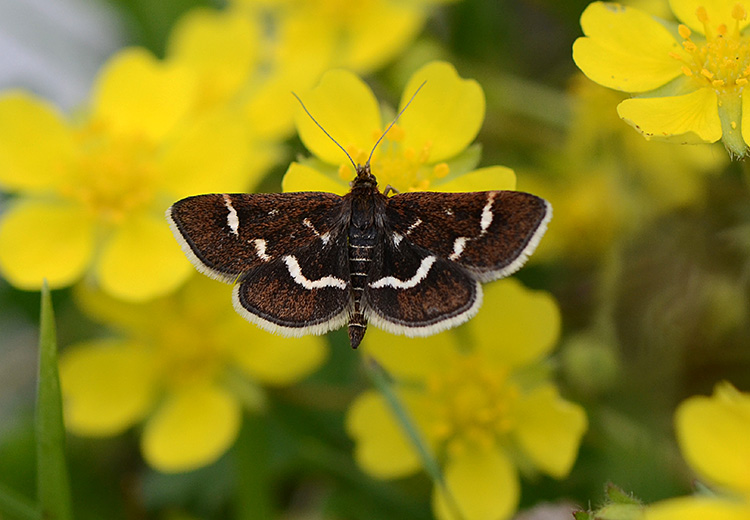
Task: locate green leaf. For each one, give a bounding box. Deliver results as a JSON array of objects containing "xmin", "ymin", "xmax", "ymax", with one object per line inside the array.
[{"xmin": 35, "ymin": 281, "xmax": 73, "ymax": 520}]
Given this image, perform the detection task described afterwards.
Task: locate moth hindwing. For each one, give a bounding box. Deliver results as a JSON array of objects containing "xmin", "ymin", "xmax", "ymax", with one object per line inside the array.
[{"xmin": 167, "ymin": 164, "xmax": 551, "ymax": 348}]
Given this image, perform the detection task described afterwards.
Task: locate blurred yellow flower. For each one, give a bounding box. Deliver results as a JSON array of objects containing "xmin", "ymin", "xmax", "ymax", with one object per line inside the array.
[
  {"xmin": 0, "ymin": 48, "xmax": 268, "ymax": 301},
  {"xmin": 346, "ymin": 279, "xmax": 587, "ymax": 520},
  {"xmin": 166, "ymin": 6, "xmax": 335, "ymax": 142},
  {"xmin": 644, "ymin": 382, "xmax": 750, "ymax": 520},
  {"xmin": 60, "ymin": 276, "xmax": 328, "ymax": 473},
  {"xmin": 573, "ymin": 1, "xmax": 750, "ymax": 157},
  {"xmin": 231, "ymin": 0, "xmax": 454, "ymax": 74},
  {"xmin": 284, "ymin": 61, "xmax": 517, "ymax": 195}
]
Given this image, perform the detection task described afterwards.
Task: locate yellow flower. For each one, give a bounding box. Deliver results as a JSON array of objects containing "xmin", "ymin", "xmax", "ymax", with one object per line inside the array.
[
  {"xmin": 0, "ymin": 48, "xmax": 265, "ymax": 300},
  {"xmin": 644, "ymin": 382, "xmax": 750, "ymax": 520},
  {"xmin": 284, "ymin": 61, "xmax": 516, "ymax": 195},
  {"xmin": 59, "ymin": 276, "xmax": 328, "ymax": 473},
  {"xmin": 346, "ymin": 279, "xmax": 588, "ymax": 520},
  {"xmin": 573, "ymin": 0, "xmax": 750, "ymax": 157}
]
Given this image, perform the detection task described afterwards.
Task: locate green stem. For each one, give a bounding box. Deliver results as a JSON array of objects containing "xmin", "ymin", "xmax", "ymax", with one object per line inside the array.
[
  {"xmin": 36, "ymin": 281, "xmax": 73, "ymax": 520},
  {"xmin": 233, "ymin": 415, "xmax": 273, "ymax": 520},
  {"xmin": 362, "ymin": 355, "xmax": 465, "ymax": 520}
]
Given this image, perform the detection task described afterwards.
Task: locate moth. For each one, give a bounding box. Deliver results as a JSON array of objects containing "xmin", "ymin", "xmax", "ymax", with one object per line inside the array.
[{"xmin": 167, "ymin": 88, "xmax": 551, "ymax": 348}]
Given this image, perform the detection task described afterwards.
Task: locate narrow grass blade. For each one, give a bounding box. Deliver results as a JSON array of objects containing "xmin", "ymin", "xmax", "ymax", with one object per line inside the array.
[
  {"xmin": 36, "ymin": 281, "xmax": 73, "ymax": 520},
  {"xmin": 363, "ymin": 355, "xmax": 465, "ymax": 520},
  {"xmin": 0, "ymin": 482, "xmax": 41, "ymax": 520},
  {"xmin": 233, "ymin": 416, "xmax": 273, "ymax": 520}
]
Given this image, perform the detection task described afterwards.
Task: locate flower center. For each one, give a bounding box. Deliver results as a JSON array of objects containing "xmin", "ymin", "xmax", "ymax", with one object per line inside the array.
[
  {"xmin": 155, "ymin": 312, "xmax": 227, "ymax": 388},
  {"xmin": 425, "ymin": 355, "xmax": 519, "ymax": 456},
  {"xmin": 672, "ymin": 4, "xmax": 750, "ymax": 91},
  {"xmin": 338, "ymin": 124, "xmax": 450, "ymax": 191},
  {"xmin": 60, "ymin": 122, "xmax": 158, "ymax": 224}
]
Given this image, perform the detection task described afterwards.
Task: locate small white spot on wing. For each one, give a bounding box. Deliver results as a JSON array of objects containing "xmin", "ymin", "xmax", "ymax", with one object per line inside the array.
[
  {"xmin": 223, "ymin": 194, "xmax": 240, "ymax": 236},
  {"xmin": 406, "ymin": 218, "xmax": 422, "ymax": 234},
  {"xmin": 480, "ymin": 192, "xmax": 496, "ymax": 234},
  {"xmin": 303, "ymin": 218, "xmax": 331, "ymax": 245},
  {"xmin": 448, "ymin": 237, "xmax": 467, "ymax": 260},
  {"xmin": 253, "ymin": 239, "xmax": 271, "ymax": 261}
]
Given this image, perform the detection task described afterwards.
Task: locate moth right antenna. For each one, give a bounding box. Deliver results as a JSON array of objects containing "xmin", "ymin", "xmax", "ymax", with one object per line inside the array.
[{"xmin": 366, "ymin": 80, "xmax": 427, "ymax": 167}]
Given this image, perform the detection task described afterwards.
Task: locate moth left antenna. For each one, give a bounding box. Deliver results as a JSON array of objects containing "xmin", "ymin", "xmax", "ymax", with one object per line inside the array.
[
  {"xmin": 366, "ymin": 80, "xmax": 427, "ymax": 167},
  {"xmin": 292, "ymin": 91, "xmax": 357, "ymax": 171}
]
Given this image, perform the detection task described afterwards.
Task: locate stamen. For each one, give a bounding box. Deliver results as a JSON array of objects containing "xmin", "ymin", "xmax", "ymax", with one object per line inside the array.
[
  {"xmin": 678, "ymin": 24, "xmax": 692, "ymax": 39},
  {"xmin": 696, "ymin": 6, "xmax": 709, "ymax": 22},
  {"xmin": 733, "ymin": 3, "xmax": 747, "ymax": 21},
  {"xmin": 387, "ymin": 124, "xmax": 405, "ymax": 142},
  {"xmin": 433, "ymin": 163, "xmax": 450, "ymax": 178},
  {"xmin": 696, "ymin": 6, "xmax": 712, "ymax": 38}
]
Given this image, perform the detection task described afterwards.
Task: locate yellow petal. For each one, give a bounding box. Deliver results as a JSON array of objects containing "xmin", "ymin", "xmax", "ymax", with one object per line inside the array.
[
  {"xmin": 675, "ymin": 382, "xmax": 750, "ymax": 493},
  {"xmin": 513, "ymin": 384, "xmax": 588, "ymax": 478},
  {"xmin": 617, "ymin": 88, "xmax": 722, "ymax": 143},
  {"xmin": 166, "ymin": 8, "xmax": 260, "ymax": 108},
  {"xmin": 337, "ymin": 2, "xmax": 424, "ymax": 72},
  {"xmin": 0, "ymin": 200, "xmax": 95, "ymax": 290},
  {"xmin": 281, "ymin": 162, "xmax": 350, "ymax": 195},
  {"xmin": 645, "ymin": 496, "xmax": 750, "ymax": 520},
  {"xmin": 434, "ymin": 166, "xmax": 517, "ymax": 192},
  {"xmin": 669, "ymin": 0, "xmax": 750, "ymax": 34},
  {"xmin": 159, "ymin": 109, "xmax": 259, "ymax": 198},
  {"xmin": 361, "ymin": 328, "xmax": 458, "ymax": 382},
  {"xmin": 244, "ymin": 73, "xmax": 310, "ymax": 141},
  {"xmin": 433, "ymin": 446, "xmax": 519, "ymax": 520},
  {"xmin": 472, "ymin": 279, "xmax": 561, "ymax": 368},
  {"xmin": 96, "ymin": 213, "xmax": 193, "ymax": 301},
  {"xmin": 232, "ymin": 332, "xmax": 328, "ymax": 385},
  {"xmin": 398, "ymin": 62, "xmax": 485, "ymax": 163},
  {"xmin": 60, "ymin": 340, "xmax": 156, "ymax": 436},
  {"xmin": 0, "ymin": 91, "xmax": 73, "ymax": 192},
  {"xmin": 740, "ymin": 89, "xmax": 750, "ymax": 149},
  {"xmin": 73, "ymin": 281, "xmax": 160, "ymax": 333},
  {"xmin": 573, "ymin": 2, "xmax": 684, "ymax": 92},
  {"xmin": 92, "ymin": 48, "xmax": 196, "ymax": 143},
  {"xmin": 142, "ymin": 384, "xmax": 241, "ymax": 473},
  {"xmin": 346, "ymin": 390, "xmax": 426, "ymax": 479},
  {"xmin": 295, "ymin": 69, "xmax": 381, "ymax": 166},
  {"xmin": 243, "ymin": 14, "xmax": 335, "ymax": 141}
]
